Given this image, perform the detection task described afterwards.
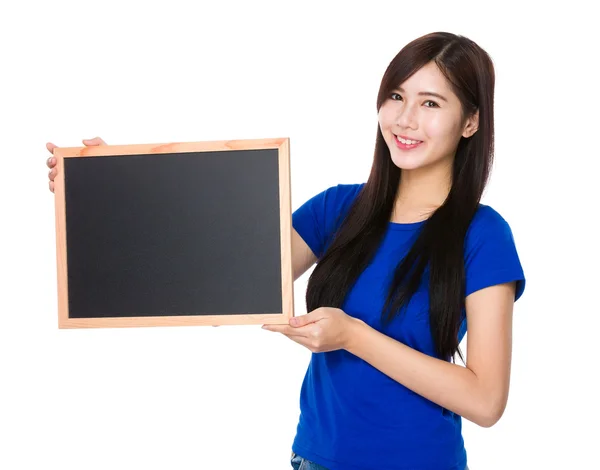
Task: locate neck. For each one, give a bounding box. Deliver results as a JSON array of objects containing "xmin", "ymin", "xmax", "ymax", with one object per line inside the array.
[{"xmin": 392, "ymin": 162, "xmax": 452, "ymax": 223}]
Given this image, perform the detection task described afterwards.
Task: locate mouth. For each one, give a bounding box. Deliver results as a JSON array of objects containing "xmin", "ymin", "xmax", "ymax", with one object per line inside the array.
[{"xmin": 394, "ymin": 134, "xmax": 423, "ymax": 150}]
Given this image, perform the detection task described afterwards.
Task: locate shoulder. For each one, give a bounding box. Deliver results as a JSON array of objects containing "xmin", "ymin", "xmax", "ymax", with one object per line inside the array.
[
  {"xmin": 292, "ymin": 182, "xmax": 365, "ymax": 258},
  {"xmin": 466, "ymin": 204, "xmax": 516, "ymax": 244},
  {"xmin": 319, "ymin": 182, "xmax": 365, "ymax": 209},
  {"xmin": 464, "ymin": 204, "xmax": 526, "ymax": 300},
  {"xmin": 300, "ymin": 182, "xmax": 365, "ymax": 222}
]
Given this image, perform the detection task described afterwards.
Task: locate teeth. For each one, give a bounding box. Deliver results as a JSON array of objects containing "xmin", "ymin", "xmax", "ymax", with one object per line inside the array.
[{"xmin": 396, "ymin": 135, "xmax": 421, "ymax": 145}]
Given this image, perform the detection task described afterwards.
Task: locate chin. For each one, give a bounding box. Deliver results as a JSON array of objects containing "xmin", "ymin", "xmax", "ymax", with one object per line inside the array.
[{"xmin": 389, "ymin": 154, "xmax": 428, "ymax": 171}]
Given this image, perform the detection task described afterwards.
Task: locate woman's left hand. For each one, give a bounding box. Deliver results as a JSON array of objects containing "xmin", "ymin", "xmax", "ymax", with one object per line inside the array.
[{"xmin": 262, "ymin": 307, "xmax": 359, "ymax": 353}]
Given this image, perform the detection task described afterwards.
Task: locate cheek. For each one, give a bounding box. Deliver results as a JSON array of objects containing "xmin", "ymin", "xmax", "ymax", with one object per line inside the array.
[
  {"xmin": 377, "ymin": 110, "xmax": 388, "ymax": 130},
  {"xmin": 423, "ymin": 114, "xmax": 458, "ymax": 143},
  {"xmin": 378, "ymin": 104, "xmax": 396, "ymax": 128}
]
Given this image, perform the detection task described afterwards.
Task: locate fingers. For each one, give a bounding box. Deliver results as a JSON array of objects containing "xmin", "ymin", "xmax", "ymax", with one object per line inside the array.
[
  {"xmin": 46, "ymin": 142, "xmax": 57, "ymax": 193},
  {"xmin": 46, "ymin": 141, "xmax": 58, "ymax": 193},
  {"xmin": 47, "ymin": 136, "xmax": 106, "ymax": 168},
  {"xmin": 262, "ymin": 324, "xmax": 308, "ymax": 337},
  {"xmin": 47, "ymin": 137, "xmax": 106, "ymax": 194},
  {"xmin": 46, "ymin": 142, "xmax": 57, "ymax": 169},
  {"xmin": 46, "ymin": 142, "xmax": 57, "ymax": 155},
  {"xmin": 48, "ymin": 166, "xmax": 57, "ymax": 193},
  {"xmin": 284, "ymin": 334, "xmax": 310, "ymax": 348}
]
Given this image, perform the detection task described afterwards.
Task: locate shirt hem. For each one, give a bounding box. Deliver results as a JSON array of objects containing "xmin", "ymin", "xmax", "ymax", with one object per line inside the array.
[{"xmin": 292, "ymin": 439, "xmax": 467, "ymax": 470}]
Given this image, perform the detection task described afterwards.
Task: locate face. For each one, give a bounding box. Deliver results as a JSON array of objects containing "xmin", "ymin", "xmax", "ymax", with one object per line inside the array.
[{"xmin": 378, "ymin": 61, "xmax": 479, "ymax": 172}]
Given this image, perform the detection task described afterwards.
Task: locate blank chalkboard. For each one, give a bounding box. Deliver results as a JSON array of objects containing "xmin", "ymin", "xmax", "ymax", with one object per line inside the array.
[{"xmin": 53, "ymin": 138, "xmax": 294, "ymax": 328}]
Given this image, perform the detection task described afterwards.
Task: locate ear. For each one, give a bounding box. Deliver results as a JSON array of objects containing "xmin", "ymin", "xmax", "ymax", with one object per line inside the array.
[{"xmin": 462, "ymin": 109, "xmax": 479, "ymax": 138}]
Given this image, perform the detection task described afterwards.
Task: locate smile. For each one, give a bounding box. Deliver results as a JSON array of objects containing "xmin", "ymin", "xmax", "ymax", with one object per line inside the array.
[{"xmin": 394, "ymin": 134, "xmax": 423, "ymax": 150}]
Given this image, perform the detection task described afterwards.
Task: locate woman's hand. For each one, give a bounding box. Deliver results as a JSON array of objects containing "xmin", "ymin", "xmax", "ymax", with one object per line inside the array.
[
  {"xmin": 262, "ymin": 307, "xmax": 361, "ymax": 353},
  {"xmin": 46, "ymin": 137, "xmax": 107, "ymax": 193}
]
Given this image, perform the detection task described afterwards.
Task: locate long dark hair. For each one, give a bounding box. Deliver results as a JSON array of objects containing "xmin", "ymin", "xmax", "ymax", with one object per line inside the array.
[{"xmin": 305, "ymin": 32, "xmax": 495, "ymax": 362}]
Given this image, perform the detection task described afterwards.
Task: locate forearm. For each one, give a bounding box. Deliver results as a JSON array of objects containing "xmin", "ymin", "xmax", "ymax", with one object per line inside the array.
[{"xmin": 345, "ymin": 318, "xmax": 502, "ymax": 427}]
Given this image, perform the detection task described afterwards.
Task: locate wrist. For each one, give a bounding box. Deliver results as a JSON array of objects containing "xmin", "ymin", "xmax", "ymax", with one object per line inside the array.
[{"xmin": 344, "ymin": 316, "xmax": 367, "ymax": 352}]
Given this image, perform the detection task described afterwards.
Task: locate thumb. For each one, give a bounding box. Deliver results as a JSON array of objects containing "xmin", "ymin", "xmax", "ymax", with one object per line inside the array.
[
  {"xmin": 82, "ymin": 137, "xmax": 107, "ymax": 146},
  {"xmin": 290, "ymin": 311, "xmax": 318, "ymax": 327}
]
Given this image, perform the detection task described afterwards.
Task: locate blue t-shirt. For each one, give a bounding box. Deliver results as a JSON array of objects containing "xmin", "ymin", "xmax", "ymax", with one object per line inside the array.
[{"xmin": 290, "ymin": 183, "xmax": 526, "ymax": 470}]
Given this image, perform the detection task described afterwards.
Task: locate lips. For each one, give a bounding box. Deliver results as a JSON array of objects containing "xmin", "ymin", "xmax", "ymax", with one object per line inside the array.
[{"xmin": 394, "ymin": 134, "xmax": 423, "ymax": 150}]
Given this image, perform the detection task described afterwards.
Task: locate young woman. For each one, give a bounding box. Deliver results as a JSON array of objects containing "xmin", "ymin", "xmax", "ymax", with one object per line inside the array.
[{"xmin": 46, "ymin": 32, "xmax": 525, "ymax": 470}]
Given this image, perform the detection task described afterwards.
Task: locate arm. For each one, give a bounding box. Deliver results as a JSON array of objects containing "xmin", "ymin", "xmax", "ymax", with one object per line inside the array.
[
  {"xmin": 345, "ymin": 281, "xmax": 516, "ymax": 428},
  {"xmin": 292, "ymin": 228, "xmax": 317, "ymax": 282}
]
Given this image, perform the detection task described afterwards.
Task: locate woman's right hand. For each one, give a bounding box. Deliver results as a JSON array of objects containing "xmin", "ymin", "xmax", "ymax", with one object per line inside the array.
[{"xmin": 46, "ymin": 137, "xmax": 107, "ymax": 193}]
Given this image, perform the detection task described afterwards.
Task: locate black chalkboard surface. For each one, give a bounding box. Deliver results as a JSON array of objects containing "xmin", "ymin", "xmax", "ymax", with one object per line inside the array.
[{"xmin": 53, "ymin": 138, "xmax": 294, "ymax": 328}]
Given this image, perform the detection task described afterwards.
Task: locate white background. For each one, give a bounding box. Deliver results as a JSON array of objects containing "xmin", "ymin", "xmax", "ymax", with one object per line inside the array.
[{"xmin": 1, "ymin": 1, "xmax": 598, "ymax": 469}]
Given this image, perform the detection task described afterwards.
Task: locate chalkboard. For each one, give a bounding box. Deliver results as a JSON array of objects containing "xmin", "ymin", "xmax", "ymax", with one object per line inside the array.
[{"xmin": 53, "ymin": 138, "xmax": 294, "ymax": 329}]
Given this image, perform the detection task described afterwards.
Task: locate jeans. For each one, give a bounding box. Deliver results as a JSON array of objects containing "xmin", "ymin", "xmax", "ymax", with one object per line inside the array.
[
  {"xmin": 290, "ymin": 451, "xmax": 469, "ymax": 470},
  {"xmin": 290, "ymin": 452, "xmax": 329, "ymax": 470}
]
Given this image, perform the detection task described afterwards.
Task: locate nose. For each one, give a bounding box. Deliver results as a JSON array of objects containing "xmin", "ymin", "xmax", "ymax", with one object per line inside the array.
[{"xmin": 395, "ymin": 102, "xmax": 418, "ymax": 130}]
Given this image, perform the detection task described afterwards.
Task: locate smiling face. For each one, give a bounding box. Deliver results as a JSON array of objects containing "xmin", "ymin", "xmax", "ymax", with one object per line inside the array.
[{"xmin": 378, "ymin": 61, "xmax": 479, "ymax": 173}]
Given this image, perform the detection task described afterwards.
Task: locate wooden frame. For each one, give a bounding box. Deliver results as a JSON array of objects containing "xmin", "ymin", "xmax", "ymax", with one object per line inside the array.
[{"xmin": 53, "ymin": 138, "xmax": 294, "ymax": 328}]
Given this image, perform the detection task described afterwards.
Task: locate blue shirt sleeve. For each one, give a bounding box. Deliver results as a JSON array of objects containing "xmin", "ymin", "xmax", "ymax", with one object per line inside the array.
[
  {"xmin": 464, "ymin": 206, "xmax": 526, "ymax": 301},
  {"xmin": 291, "ymin": 185, "xmax": 337, "ymax": 259},
  {"xmin": 291, "ymin": 183, "xmax": 363, "ymax": 259}
]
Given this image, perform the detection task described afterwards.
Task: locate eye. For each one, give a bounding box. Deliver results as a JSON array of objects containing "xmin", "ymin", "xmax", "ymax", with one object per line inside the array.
[{"xmin": 389, "ymin": 93, "xmax": 440, "ymax": 108}]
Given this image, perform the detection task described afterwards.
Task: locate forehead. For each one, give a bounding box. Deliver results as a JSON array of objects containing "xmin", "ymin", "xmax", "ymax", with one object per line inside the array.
[{"xmin": 396, "ymin": 61, "xmax": 452, "ymax": 94}]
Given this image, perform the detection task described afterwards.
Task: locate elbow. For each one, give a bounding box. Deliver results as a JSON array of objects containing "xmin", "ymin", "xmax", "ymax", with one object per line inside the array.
[{"xmin": 476, "ymin": 400, "xmax": 507, "ymax": 428}]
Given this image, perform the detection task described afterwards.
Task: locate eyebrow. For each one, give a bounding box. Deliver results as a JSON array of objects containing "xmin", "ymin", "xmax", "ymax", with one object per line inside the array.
[{"xmin": 395, "ymin": 86, "xmax": 448, "ymax": 103}]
